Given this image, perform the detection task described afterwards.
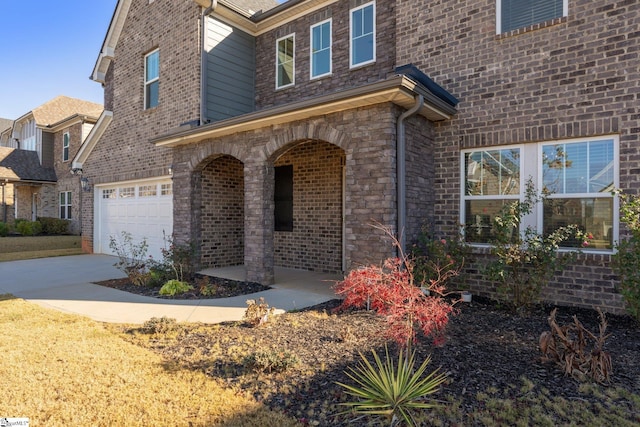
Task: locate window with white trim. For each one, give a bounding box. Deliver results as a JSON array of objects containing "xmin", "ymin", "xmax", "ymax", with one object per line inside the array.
[
  {"xmin": 311, "ymin": 19, "xmax": 332, "ymax": 79},
  {"xmin": 144, "ymin": 49, "xmax": 159, "ymax": 109},
  {"xmin": 461, "ymin": 136, "xmax": 618, "ymax": 250},
  {"xmin": 60, "ymin": 191, "xmax": 72, "ymax": 220},
  {"xmin": 497, "ymin": 0, "xmax": 566, "ymax": 33},
  {"xmin": 62, "ymin": 132, "xmax": 70, "ymax": 162},
  {"xmin": 276, "ymin": 34, "xmax": 295, "ymax": 89},
  {"xmin": 350, "ymin": 1, "xmax": 375, "ymax": 68}
]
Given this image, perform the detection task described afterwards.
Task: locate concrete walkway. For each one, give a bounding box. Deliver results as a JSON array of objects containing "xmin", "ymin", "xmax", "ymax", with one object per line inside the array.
[{"xmin": 0, "ymin": 254, "xmax": 341, "ymax": 324}]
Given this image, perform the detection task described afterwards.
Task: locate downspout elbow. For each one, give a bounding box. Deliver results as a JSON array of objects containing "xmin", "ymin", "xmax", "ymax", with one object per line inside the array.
[{"xmin": 396, "ymin": 94, "xmax": 424, "ymax": 254}]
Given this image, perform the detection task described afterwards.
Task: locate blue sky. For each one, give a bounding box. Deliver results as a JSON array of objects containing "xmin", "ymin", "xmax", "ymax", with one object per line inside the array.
[{"xmin": 0, "ymin": 1, "xmax": 118, "ymax": 119}]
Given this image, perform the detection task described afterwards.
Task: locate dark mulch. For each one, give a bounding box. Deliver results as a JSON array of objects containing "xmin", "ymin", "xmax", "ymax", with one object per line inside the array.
[
  {"xmin": 111, "ymin": 294, "xmax": 640, "ymax": 426},
  {"xmin": 94, "ymin": 274, "xmax": 270, "ymax": 299}
]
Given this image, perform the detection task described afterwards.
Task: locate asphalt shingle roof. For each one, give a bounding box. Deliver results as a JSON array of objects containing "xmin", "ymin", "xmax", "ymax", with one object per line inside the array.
[
  {"xmin": 31, "ymin": 96, "xmax": 103, "ymax": 127},
  {"xmin": 0, "ymin": 147, "xmax": 57, "ymax": 182}
]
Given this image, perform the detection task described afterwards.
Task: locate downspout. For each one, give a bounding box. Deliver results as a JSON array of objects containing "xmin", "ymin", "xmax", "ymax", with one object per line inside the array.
[
  {"xmin": 200, "ymin": 0, "xmax": 217, "ymax": 125},
  {"xmin": 396, "ymin": 94, "xmax": 423, "ymax": 254}
]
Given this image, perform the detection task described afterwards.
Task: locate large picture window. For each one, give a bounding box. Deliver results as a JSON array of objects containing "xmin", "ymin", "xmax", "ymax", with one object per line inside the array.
[
  {"xmin": 276, "ymin": 34, "xmax": 295, "ymax": 89},
  {"xmin": 461, "ymin": 137, "xmax": 618, "ymax": 250},
  {"xmin": 311, "ymin": 19, "xmax": 332, "ymax": 79},
  {"xmin": 350, "ymin": 1, "xmax": 375, "ymax": 68},
  {"xmin": 144, "ymin": 49, "xmax": 159, "ymax": 109},
  {"xmin": 497, "ymin": 0, "xmax": 566, "ymax": 33}
]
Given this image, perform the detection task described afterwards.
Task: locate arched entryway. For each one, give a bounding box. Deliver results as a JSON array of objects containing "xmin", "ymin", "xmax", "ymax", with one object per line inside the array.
[{"xmin": 272, "ymin": 139, "xmax": 345, "ymax": 274}]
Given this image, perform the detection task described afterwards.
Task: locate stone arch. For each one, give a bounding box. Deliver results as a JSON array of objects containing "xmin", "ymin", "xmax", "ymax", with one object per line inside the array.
[
  {"xmin": 188, "ymin": 140, "xmax": 249, "ymax": 172},
  {"xmin": 264, "ymin": 122, "xmax": 350, "ymax": 163}
]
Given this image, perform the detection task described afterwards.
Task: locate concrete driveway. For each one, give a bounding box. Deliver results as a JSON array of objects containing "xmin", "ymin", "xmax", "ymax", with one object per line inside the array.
[{"xmin": 0, "ymin": 254, "xmax": 339, "ymax": 324}]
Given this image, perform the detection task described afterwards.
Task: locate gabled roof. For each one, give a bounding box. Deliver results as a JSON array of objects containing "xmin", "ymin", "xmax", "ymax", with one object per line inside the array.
[
  {"xmin": 0, "ymin": 118, "xmax": 13, "ymax": 133},
  {"xmin": 0, "ymin": 147, "xmax": 57, "ymax": 183},
  {"xmin": 29, "ymin": 96, "xmax": 103, "ymax": 128}
]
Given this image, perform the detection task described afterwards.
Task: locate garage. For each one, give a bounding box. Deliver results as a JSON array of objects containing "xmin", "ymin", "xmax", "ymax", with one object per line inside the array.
[{"xmin": 95, "ymin": 179, "xmax": 173, "ymax": 261}]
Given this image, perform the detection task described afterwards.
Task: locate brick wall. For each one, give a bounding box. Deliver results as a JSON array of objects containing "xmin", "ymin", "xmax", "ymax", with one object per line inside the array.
[
  {"xmin": 274, "ymin": 140, "xmax": 345, "ymax": 273},
  {"xmin": 255, "ymin": 0, "xmax": 397, "ymax": 109},
  {"xmin": 395, "ymin": 0, "xmax": 639, "ymax": 312},
  {"xmin": 200, "ymin": 155, "xmax": 244, "ymax": 268}
]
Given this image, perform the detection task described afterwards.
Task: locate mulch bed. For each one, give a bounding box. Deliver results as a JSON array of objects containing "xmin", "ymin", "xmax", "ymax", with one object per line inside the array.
[
  {"xmin": 110, "ymin": 291, "xmax": 640, "ymax": 426},
  {"xmin": 94, "ymin": 274, "xmax": 270, "ymax": 299}
]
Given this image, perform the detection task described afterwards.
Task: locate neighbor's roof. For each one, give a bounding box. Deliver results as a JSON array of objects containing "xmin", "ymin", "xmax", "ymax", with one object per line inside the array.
[
  {"xmin": 0, "ymin": 147, "xmax": 57, "ymax": 183},
  {"xmin": 28, "ymin": 96, "xmax": 103, "ymax": 127},
  {"xmin": 0, "ymin": 118, "xmax": 13, "ymax": 133}
]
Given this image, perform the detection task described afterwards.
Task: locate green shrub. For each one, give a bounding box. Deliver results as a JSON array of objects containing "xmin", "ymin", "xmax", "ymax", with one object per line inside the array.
[
  {"xmin": 337, "ymin": 345, "xmax": 446, "ymax": 427},
  {"xmin": 611, "ymin": 190, "xmax": 640, "ymax": 321},
  {"xmin": 243, "ymin": 350, "xmax": 299, "ymax": 374},
  {"xmin": 0, "ymin": 222, "xmax": 8, "ymax": 237},
  {"xmin": 159, "ymin": 280, "xmax": 193, "ymax": 296},
  {"xmin": 37, "ymin": 217, "xmax": 70, "ymax": 235},
  {"xmin": 16, "ymin": 220, "xmax": 42, "ymax": 236}
]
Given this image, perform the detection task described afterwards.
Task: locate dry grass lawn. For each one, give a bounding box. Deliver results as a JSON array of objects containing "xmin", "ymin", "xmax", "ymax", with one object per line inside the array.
[
  {"xmin": 0, "ymin": 235, "xmax": 83, "ymax": 261},
  {"xmin": 0, "ymin": 295, "xmax": 298, "ymax": 427}
]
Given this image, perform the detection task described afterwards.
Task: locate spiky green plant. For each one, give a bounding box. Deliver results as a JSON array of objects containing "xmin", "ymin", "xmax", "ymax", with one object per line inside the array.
[{"xmin": 337, "ymin": 345, "xmax": 446, "ymax": 426}]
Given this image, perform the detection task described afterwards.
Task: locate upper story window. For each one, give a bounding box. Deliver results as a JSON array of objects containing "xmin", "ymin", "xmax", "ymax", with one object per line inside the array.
[
  {"xmin": 62, "ymin": 132, "xmax": 70, "ymax": 162},
  {"xmin": 461, "ymin": 136, "xmax": 618, "ymax": 250},
  {"xmin": 310, "ymin": 19, "xmax": 332, "ymax": 79},
  {"xmin": 350, "ymin": 1, "xmax": 375, "ymax": 68},
  {"xmin": 497, "ymin": 0, "xmax": 566, "ymax": 33},
  {"xmin": 144, "ymin": 49, "xmax": 159, "ymax": 109},
  {"xmin": 276, "ymin": 34, "xmax": 295, "ymax": 89}
]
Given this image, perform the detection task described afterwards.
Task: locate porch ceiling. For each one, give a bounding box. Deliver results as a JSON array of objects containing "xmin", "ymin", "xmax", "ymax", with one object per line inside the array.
[{"xmin": 152, "ymin": 75, "xmax": 457, "ymax": 148}]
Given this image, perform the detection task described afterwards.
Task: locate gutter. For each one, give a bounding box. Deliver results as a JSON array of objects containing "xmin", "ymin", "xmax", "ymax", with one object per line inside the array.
[
  {"xmin": 200, "ymin": 0, "xmax": 217, "ymax": 125},
  {"xmin": 396, "ymin": 95, "xmax": 423, "ymax": 254}
]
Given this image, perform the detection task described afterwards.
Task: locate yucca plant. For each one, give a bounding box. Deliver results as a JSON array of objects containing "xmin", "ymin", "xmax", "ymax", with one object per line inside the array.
[{"xmin": 337, "ymin": 345, "xmax": 446, "ymax": 426}]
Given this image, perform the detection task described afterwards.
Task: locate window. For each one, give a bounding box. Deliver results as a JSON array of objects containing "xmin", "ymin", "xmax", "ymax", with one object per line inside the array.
[
  {"xmin": 102, "ymin": 189, "xmax": 116, "ymax": 199},
  {"xmin": 311, "ymin": 19, "xmax": 332, "ymax": 79},
  {"xmin": 60, "ymin": 191, "xmax": 72, "ymax": 220},
  {"xmin": 139, "ymin": 185, "xmax": 157, "ymax": 197},
  {"xmin": 350, "ymin": 1, "xmax": 375, "ymax": 68},
  {"xmin": 461, "ymin": 137, "xmax": 618, "ymax": 250},
  {"xmin": 119, "ymin": 187, "xmax": 135, "ymax": 198},
  {"xmin": 276, "ymin": 34, "xmax": 295, "ymax": 89},
  {"xmin": 144, "ymin": 49, "xmax": 159, "ymax": 109},
  {"xmin": 274, "ymin": 165, "xmax": 293, "ymax": 231},
  {"xmin": 161, "ymin": 183, "xmax": 173, "ymax": 196},
  {"xmin": 497, "ymin": 0, "xmax": 566, "ymax": 33},
  {"xmin": 62, "ymin": 132, "xmax": 70, "ymax": 162}
]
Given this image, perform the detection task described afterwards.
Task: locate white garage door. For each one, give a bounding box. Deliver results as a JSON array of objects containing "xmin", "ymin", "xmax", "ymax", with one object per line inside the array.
[{"xmin": 96, "ymin": 179, "xmax": 173, "ymax": 261}]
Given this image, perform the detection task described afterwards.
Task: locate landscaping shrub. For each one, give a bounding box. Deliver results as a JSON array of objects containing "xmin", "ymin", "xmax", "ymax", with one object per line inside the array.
[
  {"xmin": 242, "ymin": 349, "xmax": 299, "ymax": 374},
  {"xmin": 141, "ymin": 316, "xmax": 180, "ymax": 334},
  {"xmin": 16, "ymin": 220, "xmax": 42, "ymax": 236},
  {"xmin": 109, "ymin": 231, "xmax": 150, "ymax": 286},
  {"xmin": 243, "ymin": 297, "xmax": 276, "ymax": 327},
  {"xmin": 37, "ymin": 216, "xmax": 70, "ymax": 235},
  {"xmin": 486, "ymin": 180, "xmax": 588, "ymax": 312},
  {"xmin": 158, "ymin": 279, "xmax": 193, "ymax": 296},
  {"xmin": 335, "ymin": 223, "xmax": 457, "ymax": 346},
  {"xmin": 0, "ymin": 222, "xmax": 8, "ymax": 237},
  {"xmin": 337, "ymin": 344, "xmax": 446, "ymax": 427},
  {"xmin": 611, "ymin": 190, "xmax": 640, "ymax": 322}
]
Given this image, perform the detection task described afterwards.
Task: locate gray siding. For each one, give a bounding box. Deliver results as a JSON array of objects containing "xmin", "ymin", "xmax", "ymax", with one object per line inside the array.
[
  {"xmin": 41, "ymin": 132, "xmax": 54, "ymax": 168},
  {"xmin": 204, "ymin": 17, "xmax": 255, "ymax": 122}
]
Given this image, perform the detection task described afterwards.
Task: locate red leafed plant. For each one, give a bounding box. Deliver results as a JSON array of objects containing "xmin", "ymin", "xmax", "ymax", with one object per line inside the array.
[{"xmin": 335, "ymin": 224, "xmax": 458, "ymax": 347}]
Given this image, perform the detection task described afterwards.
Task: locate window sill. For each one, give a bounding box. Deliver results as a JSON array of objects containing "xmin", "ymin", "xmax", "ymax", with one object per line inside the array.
[{"xmin": 496, "ymin": 16, "xmax": 567, "ymax": 39}]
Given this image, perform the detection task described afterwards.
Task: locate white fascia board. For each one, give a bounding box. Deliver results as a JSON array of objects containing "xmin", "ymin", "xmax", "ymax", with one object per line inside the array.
[
  {"xmin": 72, "ymin": 110, "xmax": 113, "ymax": 170},
  {"xmin": 91, "ymin": 0, "xmax": 133, "ymax": 83}
]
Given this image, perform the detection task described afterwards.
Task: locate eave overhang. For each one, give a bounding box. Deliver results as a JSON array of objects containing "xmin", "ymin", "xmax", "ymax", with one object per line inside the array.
[
  {"xmin": 91, "ymin": 0, "xmax": 132, "ymax": 84},
  {"xmin": 152, "ymin": 75, "xmax": 457, "ymax": 148},
  {"xmin": 71, "ymin": 110, "xmax": 114, "ymax": 170}
]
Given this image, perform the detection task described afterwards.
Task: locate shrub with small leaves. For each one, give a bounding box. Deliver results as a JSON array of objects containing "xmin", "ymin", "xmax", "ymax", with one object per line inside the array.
[
  {"xmin": 243, "ymin": 297, "xmax": 275, "ymax": 327},
  {"xmin": 0, "ymin": 222, "xmax": 8, "ymax": 237},
  {"xmin": 16, "ymin": 220, "xmax": 42, "ymax": 236},
  {"xmin": 141, "ymin": 316, "xmax": 179, "ymax": 334},
  {"xmin": 109, "ymin": 231, "xmax": 150, "ymax": 286},
  {"xmin": 159, "ymin": 280, "xmax": 193, "ymax": 296},
  {"xmin": 243, "ymin": 349, "xmax": 299, "ymax": 374}
]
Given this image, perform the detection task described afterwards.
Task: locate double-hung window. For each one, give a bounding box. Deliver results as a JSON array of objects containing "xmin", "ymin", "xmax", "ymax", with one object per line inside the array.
[
  {"xmin": 461, "ymin": 137, "xmax": 618, "ymax": 250},
  {"xmin": 350, "ymin": 1, "xmax": 375, "ymax": 68},
  {"xmin": 311, "ymin": 19, "xmax": 332, "ymax": 79},
  {"xmin": 497, "ymin": 0, "xmax": 567, "ymax": 33},
  {"xmin": 144, "ymin": 49, "xmax": 159, "ymax": 109},
  {"xmin": 62, "ymin": 132, "xmax": 70, "ymax": 162},
  {"xmin": 60, "ymin": 191, "xmax": 72, "ymax": 220},
  {"xmin": 276, "ymin": 34, "xmax": 295, "ymax": 89}
]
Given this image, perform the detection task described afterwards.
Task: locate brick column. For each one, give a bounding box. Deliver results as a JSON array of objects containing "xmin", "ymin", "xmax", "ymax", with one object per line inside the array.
[{"xmin": 244, "ymin": 159, "xmax": 274, "ymax": 285}]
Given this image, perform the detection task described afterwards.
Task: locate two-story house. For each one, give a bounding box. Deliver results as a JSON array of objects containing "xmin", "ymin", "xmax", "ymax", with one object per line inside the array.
[
  {"xmin": 77, "ymin": 0, "xmax": 638, "ymax": 313},
  {"xmin": 0, "ymin": 96, "xmax": 103, "ymax": 233}
]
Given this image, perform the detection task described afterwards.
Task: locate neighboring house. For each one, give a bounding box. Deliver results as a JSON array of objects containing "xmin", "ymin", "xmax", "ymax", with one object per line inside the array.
[
  {"xmin": 76, "ymin": 0, "xmax": 639, "ymax": 313},
  {"xmin": 0, "ymin": 96, "xmax": 103, "ymax": 234}
]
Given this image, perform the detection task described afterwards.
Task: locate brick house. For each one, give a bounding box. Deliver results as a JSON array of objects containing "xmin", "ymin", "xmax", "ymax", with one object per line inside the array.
[
  {"xmin": 0, "ymin": 96, "xmax": 103, "ymax": 233},
  {"xmin": 77, "ymin": 0, "xmax": 638, "ymax": 313}
]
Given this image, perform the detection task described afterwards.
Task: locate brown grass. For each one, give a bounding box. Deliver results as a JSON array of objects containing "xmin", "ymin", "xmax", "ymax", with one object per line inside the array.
[
  {"xmin": 0, "ymin": 295, "xmax": 298, "ymax": 427},
  {"xmin": 0, "ymin": 235, "xmax": 83, "ymax": 261}
]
